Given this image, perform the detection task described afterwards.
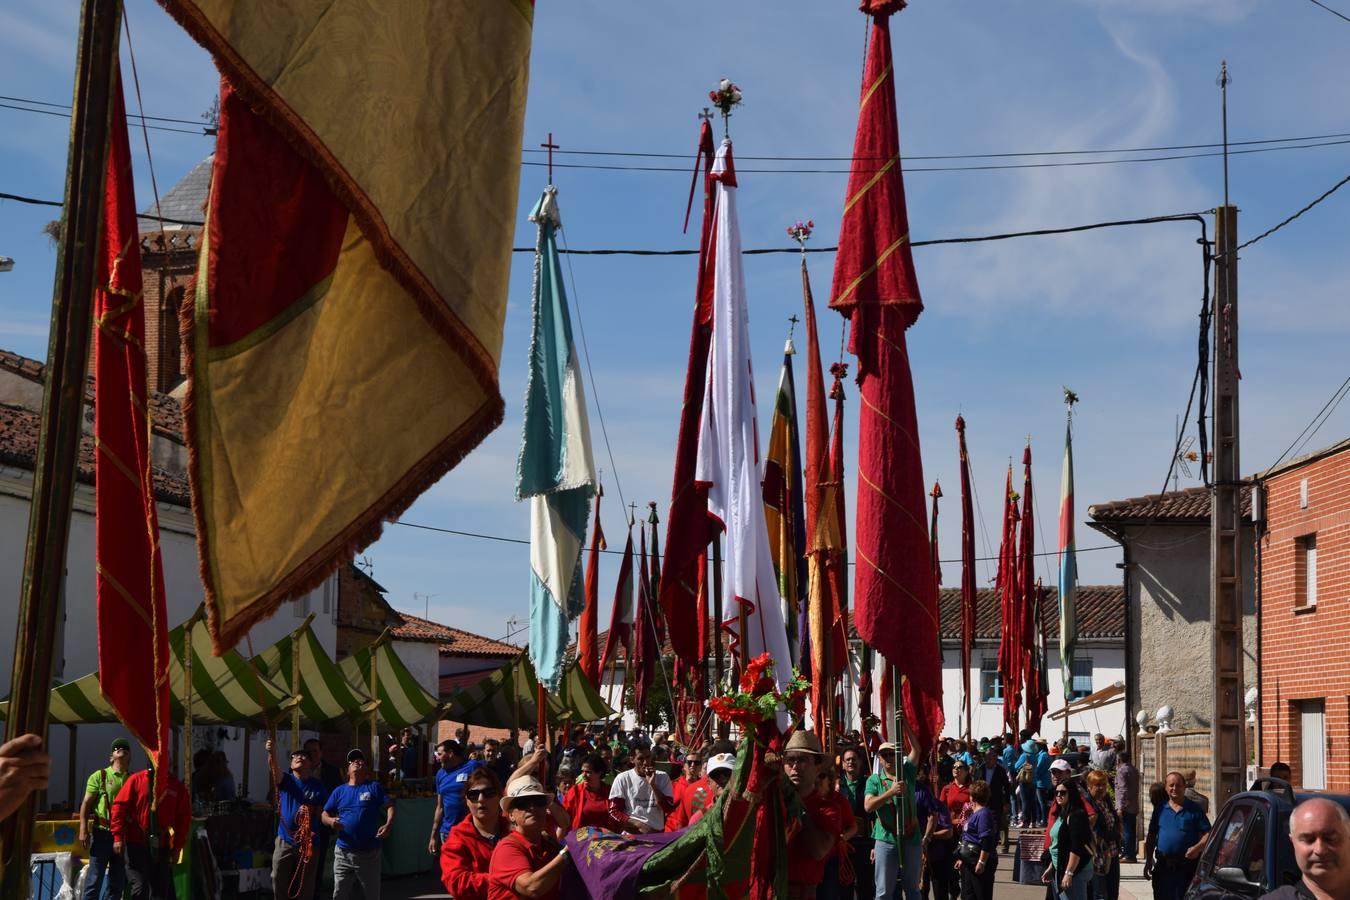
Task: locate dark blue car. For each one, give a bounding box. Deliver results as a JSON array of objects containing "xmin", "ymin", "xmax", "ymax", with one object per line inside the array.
[{"xmin": 1186, "ymin": 780, "xmax": 1350, "ymax": 897}]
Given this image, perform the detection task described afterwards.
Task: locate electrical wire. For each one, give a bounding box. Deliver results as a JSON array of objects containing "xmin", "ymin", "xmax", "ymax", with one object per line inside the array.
[
  {"xmin": 1304, "ymin": 0, "xmax": 1350, "ymax": 24},
  {"xmin": 1261, "ymin": 375, "xmax": 1350, "ymax": 476},
  {"xmin": 6, "ymin": 89, "xmax": 1350, "ymax": 162},
  {"xmin": 389, "ymin": 517, "xmax": 1122, "ymax": 565},
  {"xmin": 515, "ymin": 138, "xmax": 1350, "ymax": 176},
  {"xmin": 0, "ymin": 101, "xmax": 210, "ymax": 136},
  {"xmin": 1232, "ymin": 173, "xmax": 1350, "ymax": 254}
]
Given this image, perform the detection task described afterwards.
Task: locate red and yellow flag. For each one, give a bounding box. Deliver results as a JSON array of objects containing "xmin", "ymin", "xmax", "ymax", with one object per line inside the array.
[
  {"xmin": 95, "ymin": 73, "xmax": 171, "ymax": 787},
  {"xmin": 160, "ymin": 0, "xmax": 533, "ymax": 650},
  {"xmin": 830, "ymin": 2, "xmax": 943, "ymax": 752}
]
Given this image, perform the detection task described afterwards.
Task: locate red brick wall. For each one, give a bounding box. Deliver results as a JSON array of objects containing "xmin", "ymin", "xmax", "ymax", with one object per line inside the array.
[
  {"xmin": 1259, "ymin": 444, "xmax": 1350, "ymax": 788},
  {"xmin": 140, "ymin": 235, "xmax": 196, "ymax": 395}
]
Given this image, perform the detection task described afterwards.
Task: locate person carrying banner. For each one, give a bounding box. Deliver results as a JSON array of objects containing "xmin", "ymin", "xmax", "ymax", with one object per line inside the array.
[
  {"xmin": 488, "ymin": 777, "xmax": 570, "ymax": 900},
  {"xmin": 265, "ymin": 738, "xmax": 326, "ymax": 900},
  {"xmin": 867, "ymin": 738, "xmax": 922, "ymax": 900},
  {"xmin": 110, "ymin": 755, "xmax": 190, "ymax": 900}
]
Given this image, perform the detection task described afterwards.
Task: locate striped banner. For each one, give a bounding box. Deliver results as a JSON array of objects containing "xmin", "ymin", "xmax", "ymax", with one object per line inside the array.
[
  {"xmin": 253, "ymin": 620, "xmax": 377, "ymax": 726},
  {"xmin": 339, "ymin": 634, "xmax": 442, "ymax": 728},
  {"xmin": 0, "ymin": 617, "xmax": 293, "ymax": 725}
]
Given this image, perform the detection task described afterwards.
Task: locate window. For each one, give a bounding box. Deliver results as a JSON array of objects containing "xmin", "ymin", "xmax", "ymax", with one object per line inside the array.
[
  {"xmin": 980, "ymin": 657, "xmax": 1003, "ymax": 704},
  {"xmin": 1070, "ymin": 657, "xmax": 1093, "ymax": 700},
  {"xmin": 1297, "ymin": 535, "xmax": 1318, "ymax": 609},
  {"xmin": 1212, "ymin": 804, "xmax": 1254, "ymax": 869}
]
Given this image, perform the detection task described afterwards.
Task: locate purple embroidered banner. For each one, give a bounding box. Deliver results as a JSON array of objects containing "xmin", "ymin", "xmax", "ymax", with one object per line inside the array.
[{"xmin": 563, "ymin": 826, "xmax": 686, "ymax": 899}]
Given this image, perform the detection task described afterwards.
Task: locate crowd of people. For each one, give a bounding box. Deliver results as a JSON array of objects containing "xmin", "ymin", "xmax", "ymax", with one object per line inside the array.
[{"xmin": 7, "ymin": 720, "xmax": 1349, "ymax": 900}]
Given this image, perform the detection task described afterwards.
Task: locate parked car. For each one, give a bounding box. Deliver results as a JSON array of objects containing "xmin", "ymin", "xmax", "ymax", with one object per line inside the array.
[{"xmin": 1185, "ymin": 780, "xmax": 1350, "ymax": 898}]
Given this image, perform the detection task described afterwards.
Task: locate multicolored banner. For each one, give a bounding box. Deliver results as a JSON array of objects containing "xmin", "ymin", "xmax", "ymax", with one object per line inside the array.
[{"xmin": 162, "ymin": 0, "xmax": 533, "ymax": 651}]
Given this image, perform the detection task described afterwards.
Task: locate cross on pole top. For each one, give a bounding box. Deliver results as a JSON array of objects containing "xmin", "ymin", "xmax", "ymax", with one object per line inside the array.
[
  {"xmin": 541, "ymin": 132, "xmax": 561, "ymax": 184},
  {"xmin": 698, "ymin": 108, "xmax": 714, "ymax": 124},
  {"xmin": 628, "ymin": 501, "xmax": 639, "ymax": 526}
]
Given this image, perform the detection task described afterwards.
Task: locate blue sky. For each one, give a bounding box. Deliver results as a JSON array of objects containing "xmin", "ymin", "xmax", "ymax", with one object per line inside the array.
[{"xmin": 2, "ymin": 0, "xmax": 1347, "ymax": 647}]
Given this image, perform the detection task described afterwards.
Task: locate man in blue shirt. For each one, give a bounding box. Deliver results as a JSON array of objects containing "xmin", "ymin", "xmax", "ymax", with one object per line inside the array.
[
  {"xmin": 428, "ymin": 739, "xmax": 483, "ymax": 858},
  {"xmin": 1144, "ymin": 771, "xmax": 1211, "ymax": 900},
  {"xmin": 266, "ymin": 739, "xmax": 326, "ymax": 900},
  {"xmin": 322, "ymin": 749, "xmax": 394, "ymax": 900}
]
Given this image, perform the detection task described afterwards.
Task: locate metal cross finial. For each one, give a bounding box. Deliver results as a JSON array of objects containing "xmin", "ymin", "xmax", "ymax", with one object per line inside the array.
[
  {"xmin": 787, "ymin": 314, "xmax": 800, "ymax": 339},
  {"xmin": 628, "ymin": 501, "xmax": 639, "ymax": 527},
  {"xmin": 698, "ymin": 108, "xmax": 714, "ymax": 124},
  {"xmin": 541, "ymin": 132, "xmax": 561, "ymax": 184}
]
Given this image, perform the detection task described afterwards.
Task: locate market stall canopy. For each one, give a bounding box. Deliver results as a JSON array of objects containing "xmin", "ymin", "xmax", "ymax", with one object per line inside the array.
[
  {"xmin": 252, "ymin": 615, "xmax": 378, "ymax": 726},
  {"xmin": 445, "ymin": 655, "xmax": 614, "ymax": 729},
  {"xmin": 0, "ymin": 615, "xmax": 295, "ymax": 725},
  {"xmin": 339, "ymin": 630, "xmax": 443, "ymax": 728}
]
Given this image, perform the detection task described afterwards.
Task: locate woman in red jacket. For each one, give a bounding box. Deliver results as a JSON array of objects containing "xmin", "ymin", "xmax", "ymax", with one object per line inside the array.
[
  {"xmin": 561, "ymin": 754, "xmax": 611, "ymax": 830},
  {"xmin": 440, "ymin": 768, "xmax": 508, "ymax": 900}
]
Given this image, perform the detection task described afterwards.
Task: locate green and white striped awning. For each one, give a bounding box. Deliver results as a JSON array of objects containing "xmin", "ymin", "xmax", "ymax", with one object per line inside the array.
[
  {"xmin": 444, "ymin": 656, "xmax": 614, "ymax": 729},
  {"xmin": 0, "ymin": 615, "xmax": 295, "ymax": 725},
  {"xmin": 338, "ymin": 631, "xmax": 442, "ymax": 729},
  {"xmin": 252, "ymin": 616, "xmax": 378, "ymax": 726}
]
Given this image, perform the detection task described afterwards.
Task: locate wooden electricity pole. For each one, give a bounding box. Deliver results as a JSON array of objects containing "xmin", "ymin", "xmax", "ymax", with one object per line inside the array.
[{"xmin": 1209, "ymin": 60, "xmax": 1246, "ymax": 811}]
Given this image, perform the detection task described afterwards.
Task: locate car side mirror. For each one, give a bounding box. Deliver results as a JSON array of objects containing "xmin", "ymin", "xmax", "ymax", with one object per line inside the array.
[{"xmin": 1214, "ymin": 866, "xmax": 1260, "ymax": 894}]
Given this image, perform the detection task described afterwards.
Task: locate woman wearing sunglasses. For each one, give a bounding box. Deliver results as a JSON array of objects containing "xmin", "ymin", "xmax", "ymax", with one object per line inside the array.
[
  {"xmin": 440, "ymin": 768, "xmax": 509, "ymax": 900},
  {"xmin": 562, "ymin": 753, "xmax": 612, "ymax": 830},
  {"xmin": 939, "ymin": 760, "xmax": 974, "ymax": 834},
  {"xmin": 1043, "ymin": 779, "xmax": 1094, "ymax": 900},
  {"xmin": 488, "ymin": 776, "xmax": 571, "ymax": 900}
]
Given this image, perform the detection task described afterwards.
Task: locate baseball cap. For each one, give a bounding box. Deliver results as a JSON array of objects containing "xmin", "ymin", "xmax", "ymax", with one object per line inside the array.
[
  {"xmin": 347, "ymin": 748, "xmax": 367, "ymax": 763},
  {"xmin": 707, "ymin": 753, "xmax": 736, "ymax": 775},
  {"xmin": 1050, "ymin": 759, "xmax": 1072, "ymax": 773},
  {"xmin": 110, "ymin": 738, "xmax": 131, "ymax": 753}
]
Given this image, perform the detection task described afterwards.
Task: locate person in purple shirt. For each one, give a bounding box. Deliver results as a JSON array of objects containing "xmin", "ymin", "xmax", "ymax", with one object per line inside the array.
[
  {"xmin": 916, "ymin": 763, "xmax": 955, "ymax": 900},
  {"xmin": 954, "ymin": 780, "xmax": 998, "ymax": 900}
]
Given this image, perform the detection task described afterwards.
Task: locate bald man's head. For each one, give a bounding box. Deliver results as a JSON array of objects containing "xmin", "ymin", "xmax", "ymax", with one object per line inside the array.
[{"xmin": 1290, "ymin": 798, "xmax": 1350, "ymax": 890}]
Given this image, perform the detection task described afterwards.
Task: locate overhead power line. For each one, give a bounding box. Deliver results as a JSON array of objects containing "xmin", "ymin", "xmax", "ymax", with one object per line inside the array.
[
  {"xmin": 3, "ymin": 91, "xmax": 1349, "ymax": 169},
  {"xmin": 517, "ymin": 137, "xmax": 1350, "ymax": 175},
  {"xmin": 1261, "ymin": 375, "xmax": 1350, "ymax": 477},
  {"xmin": 1304, "ymin": 0, "xmax": 1350, "ymax": 24},
  {"xmin": 390, "ymin": 517, "xmax": 1122, "ymax": 566}
]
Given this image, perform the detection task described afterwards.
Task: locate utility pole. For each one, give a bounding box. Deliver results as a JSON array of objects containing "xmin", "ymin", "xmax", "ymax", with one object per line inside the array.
[{"xmin": 1210, "ymin": 61, "xmax": 1245, "ymax": 811}]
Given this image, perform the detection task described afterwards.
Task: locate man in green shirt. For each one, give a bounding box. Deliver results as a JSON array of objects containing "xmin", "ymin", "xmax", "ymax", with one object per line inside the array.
[
  {"xmin": 865, "ymin": 736, "xmax": 922, "ymax": 900},
  {"xmin": 79, "ymin": 738, "xmax": 132, "ymax": 900}
]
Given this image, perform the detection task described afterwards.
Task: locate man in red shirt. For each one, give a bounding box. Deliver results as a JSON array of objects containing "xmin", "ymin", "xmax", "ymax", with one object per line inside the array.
[
  {"xmin": 782, "ymin": 731, "xmax": 841, "ymax": 900},
  {"xmin": 488, "ymin": 776, "xmax": 570, "ymax": 900},
  {"xmin": 111, "ymin": 758, "xmax": 191, "ymax": 900},
  {"xmin": 441, "ymin": 768, "xmax": 508, "ymax": 900}
]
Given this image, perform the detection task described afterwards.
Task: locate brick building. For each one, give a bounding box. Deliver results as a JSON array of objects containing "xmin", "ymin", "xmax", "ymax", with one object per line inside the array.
[{"xmin": 1257, "ymin": 437, "xmax": 1350, "ymax": 790}]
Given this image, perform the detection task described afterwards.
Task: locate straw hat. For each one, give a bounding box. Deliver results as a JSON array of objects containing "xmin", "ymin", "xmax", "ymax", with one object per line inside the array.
[
  {"xmin": 502, "ymin": 776, "xmax": 553, "ymax": 811},
  {"xmin": 784, "ymin": 731, "xmax": 825, "ymax": 756}
]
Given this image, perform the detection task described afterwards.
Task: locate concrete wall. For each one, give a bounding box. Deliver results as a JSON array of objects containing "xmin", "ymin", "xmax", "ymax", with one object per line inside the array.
[
  {"xmin": 938, "ymin": 643, "xmax": 1127, "ymax": 741},
  {"xmin": 0, "ymin": 468, "xmax": 336, "ymax": 810},
  {"xmin": 1120, "ymin": 522, "xmax": 1256, "ymax": 735},
  {"xmin": 391, "ymin": 639, "xmax": 441, "ymax": 698}
]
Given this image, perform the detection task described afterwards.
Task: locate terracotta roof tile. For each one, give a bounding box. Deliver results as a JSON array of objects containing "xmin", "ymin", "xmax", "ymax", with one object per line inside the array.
[
  {"xmin": 392, "ymin": 611, "xmax": 520, "ymax": 658},
  {"xmin": 1087, "ymin": 484, "xmax": 1251, "ymax": 524},
  {"xmin": 0, "ymin": 348, "xmax": 184, "ymax": 443},
  {"xmin": 0, "ymin": 402, "xmax": 190, "ymax": 506},
  {"xmin": 591, "ymin": 583, "xmax": 1123, "ymax": 660}
]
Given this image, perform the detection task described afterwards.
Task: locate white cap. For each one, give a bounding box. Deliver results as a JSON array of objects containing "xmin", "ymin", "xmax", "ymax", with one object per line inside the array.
[
  {"xmin": 1050, "ymin": 759, "xmax": 1072, "ymax": 773},
  {"xmin": 707, "ymin": 753, "xmax": 736, "ymax": 775}
]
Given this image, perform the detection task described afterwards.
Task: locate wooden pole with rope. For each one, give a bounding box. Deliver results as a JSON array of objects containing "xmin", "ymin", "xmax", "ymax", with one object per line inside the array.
[
  {"xmin": 369, "ymin": 636, "xmax": 381, "ymax": 772},
  {"xmin": 183, "ymin": 615, "xmax": 195, "ymax": 786},
  {"xmin": 0, "ymin": 2, "xmax": 123, "ymax": 889},
  {"xmin": 291, "ymin": 627, "xmax": 303, "ymax": 751}
]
